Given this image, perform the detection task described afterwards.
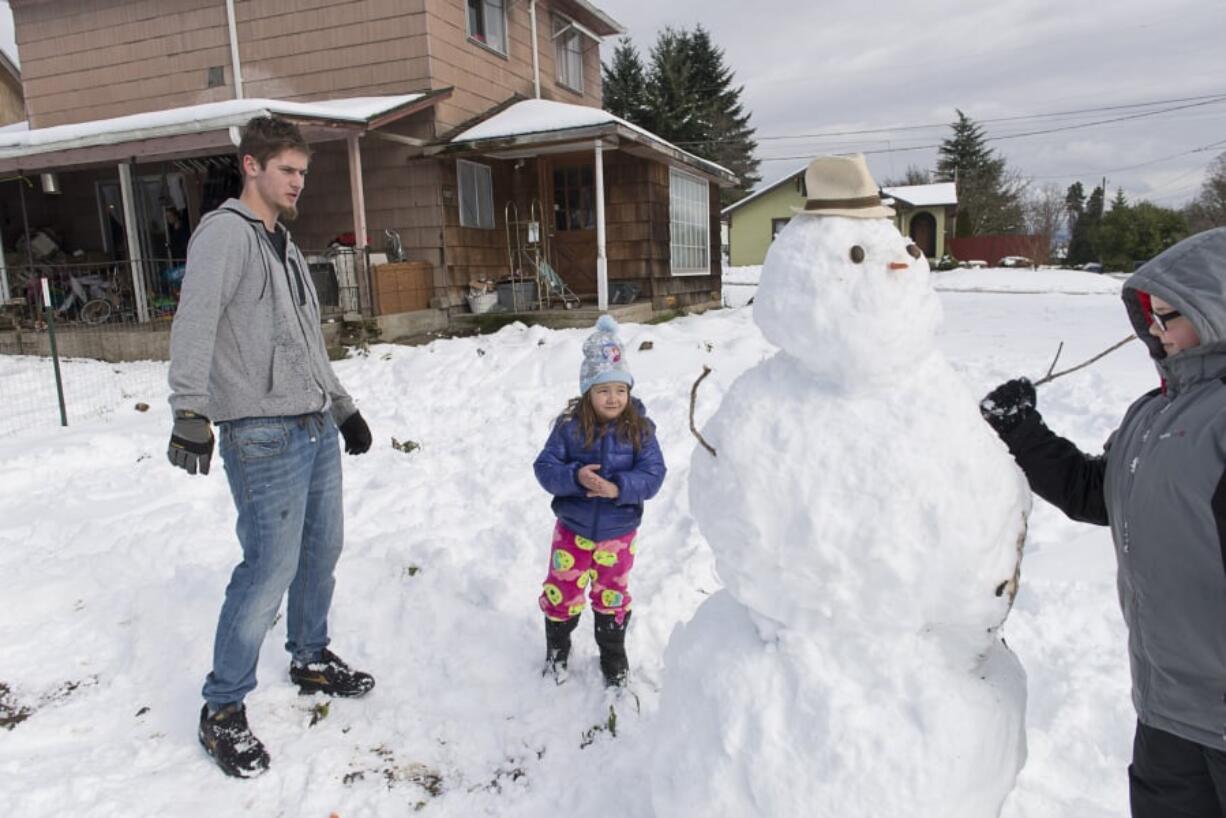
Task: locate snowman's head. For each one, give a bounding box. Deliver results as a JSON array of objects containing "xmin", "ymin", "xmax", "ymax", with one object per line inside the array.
[{"xmin": 754, "ymin": 213, "xmax": 941, "ymax": 385}]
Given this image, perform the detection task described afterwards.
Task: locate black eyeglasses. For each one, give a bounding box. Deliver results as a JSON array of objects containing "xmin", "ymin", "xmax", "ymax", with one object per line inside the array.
[{"xmin": 1151, "ymin": 309, "xmax": 1182, "ymax": 332}]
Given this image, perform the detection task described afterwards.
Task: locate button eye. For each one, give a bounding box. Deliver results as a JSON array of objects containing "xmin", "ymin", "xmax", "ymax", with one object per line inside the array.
[
  {"xmin": 906, "ymin": 243, "xmax": 923, "ymax": 260},
  {"xmin": 850, "ymin": 245, "xmax": 865, "ymax": 264}
]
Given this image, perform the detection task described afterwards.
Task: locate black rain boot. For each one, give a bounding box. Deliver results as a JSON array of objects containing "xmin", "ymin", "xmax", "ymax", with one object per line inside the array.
[
  {"xmin": 594, "ymin": 610, "xmax": 631, "ymax": 687},
  {"xmin": 544, "ymin": 616, "xmax": 580, "ymax": 683}
]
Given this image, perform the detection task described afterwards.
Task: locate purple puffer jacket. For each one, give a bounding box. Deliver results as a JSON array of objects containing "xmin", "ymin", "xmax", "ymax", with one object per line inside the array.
[{"xmin": 533, "ymin": 400, "xmax": 667, "ymax": 541}]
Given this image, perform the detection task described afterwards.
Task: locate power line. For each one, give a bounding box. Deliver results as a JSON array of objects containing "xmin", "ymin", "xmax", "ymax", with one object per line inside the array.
[
  {"xmin": 753, "ymin": 96, "xmax": 1226, "ymax": 163},
  {"xmin": 671, "ymin": 91, "xmax": 1226, "ymax": 147}
]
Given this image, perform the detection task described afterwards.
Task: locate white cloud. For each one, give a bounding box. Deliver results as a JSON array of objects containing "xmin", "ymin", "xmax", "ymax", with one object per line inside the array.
[{"xmin": 598, "ymin": 0, "xmax": 1226, "ymax": 205}]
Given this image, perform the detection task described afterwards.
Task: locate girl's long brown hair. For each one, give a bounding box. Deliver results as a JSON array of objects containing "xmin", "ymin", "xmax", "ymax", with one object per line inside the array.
[{"xmin": 557, "ymin": 392, "xmax": 652, "ymax": 451}]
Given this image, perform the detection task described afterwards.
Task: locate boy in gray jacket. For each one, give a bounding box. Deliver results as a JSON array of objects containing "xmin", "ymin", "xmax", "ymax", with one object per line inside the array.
[
  {"xmin": 167, "ymin": 116, "xmax": 374, "ymax": 779},
  {"xmin": 981, "ymin": 228, "xmax": 1226, "ymax": 817}
]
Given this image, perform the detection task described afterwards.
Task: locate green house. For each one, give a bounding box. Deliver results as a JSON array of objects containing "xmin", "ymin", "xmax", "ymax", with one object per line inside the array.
[{"xmin": 722, "ymin": 167, "xmax": 958, "ymax": 267}]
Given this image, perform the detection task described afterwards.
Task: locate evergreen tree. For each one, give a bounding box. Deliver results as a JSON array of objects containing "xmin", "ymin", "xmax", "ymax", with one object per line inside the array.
[
  {"xmin": 1065, "ymin": 181, "xmax": 1085, "ymax": 236},
  {"xmin": 631, "ymin": 28, "xmax": 699, "ymax": 146},
  {"xmin": 1071, "ymin": 184, "xmax": 1106, "ymax": 265},
  {"xmin": 1098, "ymin": 200, "xmax": 1187, "ymax": 271},
  {"xmin": 601, "ymin": 38, "xmax": 651, "ymax": 128},
  {"xmin": 602, "ymin": 26, "xmax": 760, "ymax": 205},
  {"xmin": 1064, "ymin": 182, "xmax": 1096, "ymax": 265},
  {"xmin": 934, "ymin": 110, "xmax": 1024, "ymax": 236},
  {"xmin": 1110, "ymin": 187, "xmax": 1128, "ymax": 211},
  {"xmin": 677, "ymin": 25, "xmax": 760, "ymax": 204}
]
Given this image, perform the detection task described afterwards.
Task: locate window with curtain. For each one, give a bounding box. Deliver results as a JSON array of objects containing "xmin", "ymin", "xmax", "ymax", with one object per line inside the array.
[
  {"xmin": 670, "ymin": 168, "xmax": 710, "ymax": 275},
  {"xmin": 466, "ymin": 0, "xmax": 507, "ymax": 54},
  {"xmin": 552, "ymin": 17, "xmax": 584, "ymax": 91},
  {"xmin": 458, "ymin": 160, "xmax": 495, "ymax": 229}
]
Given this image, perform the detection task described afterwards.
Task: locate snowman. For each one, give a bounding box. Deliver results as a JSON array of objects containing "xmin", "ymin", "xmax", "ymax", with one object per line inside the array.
[{"xmin": 650, "ymin": 155, "xmax": 1031, "ymax": 818}]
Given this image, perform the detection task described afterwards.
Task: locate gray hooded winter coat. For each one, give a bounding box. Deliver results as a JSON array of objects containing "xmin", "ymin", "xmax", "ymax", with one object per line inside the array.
[
  {"xmin": 167, "ymin": 199, "xmax": 355, "ymax": 425},
  {"xmin": 1001, "ymin": 227, "xmax": 1226, "ymax": 750}
]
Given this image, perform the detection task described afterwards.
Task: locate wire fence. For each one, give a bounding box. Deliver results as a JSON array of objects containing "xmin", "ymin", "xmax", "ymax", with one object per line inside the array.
[{"xmin": 1, "ymin": 248, "xmax": 372, "ymax": 438}]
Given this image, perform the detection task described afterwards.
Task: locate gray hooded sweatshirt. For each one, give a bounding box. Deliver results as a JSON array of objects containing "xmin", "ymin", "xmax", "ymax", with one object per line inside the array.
[
  {"xmin": 167, "ymin": 199, "xmax": 355, "ymax": 425},
  {"xmin": 1002, "ymin": 226, "xmax": 1226, "ymax": 750}
]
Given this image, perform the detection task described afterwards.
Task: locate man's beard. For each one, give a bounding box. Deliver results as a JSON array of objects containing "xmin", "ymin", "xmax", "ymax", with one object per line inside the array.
[{"xmin": 278, "ymin": 204, "xmax": 299, "ymax": 223}]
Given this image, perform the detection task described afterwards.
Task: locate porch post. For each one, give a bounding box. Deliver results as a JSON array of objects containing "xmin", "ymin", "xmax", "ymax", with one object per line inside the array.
[
  {"xmin": 0, "ymin": 223, "xmax": 9, "ymax": 301},
  {"xmin": 594, "ymin": 139, "xmax": 608, "ymax": 311},
  {"xmin": 118, "ymin": 160, "xmax": 150, "ymax": 323},
  {"xmin": 346, "ymin": 132, "xmax": 370, "ymax": 314}
]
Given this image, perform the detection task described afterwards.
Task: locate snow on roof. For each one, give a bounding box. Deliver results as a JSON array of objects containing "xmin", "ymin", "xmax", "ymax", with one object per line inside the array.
[
  {"xmin": 881, "ymin": 182, "xmax": 957, "ymax": 207},
  {"xmin": 721, "ymin": 165, "xmax": 806, "ymax": 217},
  {"xmin": 0, "ymin": 94, "xmax": 427, "ymax": 159},
  {"xmin": 451, "ymin": 98, "xmax": 733, "ymax": 180}
]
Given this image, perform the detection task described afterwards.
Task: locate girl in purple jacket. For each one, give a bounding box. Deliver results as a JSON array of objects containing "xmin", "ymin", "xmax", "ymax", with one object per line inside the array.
[{"xmin": 533, "ymin": 315, "xmax": 667, "ymax": 687}]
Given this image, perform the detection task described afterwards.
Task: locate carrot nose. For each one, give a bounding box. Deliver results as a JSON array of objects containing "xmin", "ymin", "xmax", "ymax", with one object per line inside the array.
[{"xmin": 888, "ymin": 261, "xmax": 910, "ymax": 270}]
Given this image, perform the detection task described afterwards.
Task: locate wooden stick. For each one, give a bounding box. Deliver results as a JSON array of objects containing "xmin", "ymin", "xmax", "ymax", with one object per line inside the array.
[
  {"xmin": 689, "ymin": 366, "xmax": 717, "ymax": 457},
  {"xmin": 1042, "ymin": 341, "xmax": 1064, "ymax": 380},
  {"xmin": 1033, "ymin": 335, "xmax": 1136, "ymax": 386}
]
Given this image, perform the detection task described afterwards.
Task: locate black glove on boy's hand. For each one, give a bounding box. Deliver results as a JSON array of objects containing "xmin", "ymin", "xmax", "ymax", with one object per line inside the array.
[
  {"xmin": 979, "ymin": 378, "xmax": 1037, "ymax": 436},
  {"xmin": 167, "ymin": 410, "xmax": 214, "ymax": 475},
  {"xmin": 339, "ymin": 410, "xmax": 372, "ymax": 455}
]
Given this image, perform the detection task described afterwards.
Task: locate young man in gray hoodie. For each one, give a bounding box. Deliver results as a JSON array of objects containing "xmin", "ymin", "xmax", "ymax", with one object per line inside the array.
[{"xmin": 167, "ymin": 115, "xmax": 374, "ymax": 779}]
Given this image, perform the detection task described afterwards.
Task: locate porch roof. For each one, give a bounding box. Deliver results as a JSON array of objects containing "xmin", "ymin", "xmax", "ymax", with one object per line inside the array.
[
  {"xmin": 440, "ymin": 98, "xmax": 738, "ymax": 187},
  {"xmin": 881, "ymin": 182, "xmax": 958, "ymax": 208},
  {"xmin": 0, "ymin": 90, "xmax": 450, "ymax": 173}
]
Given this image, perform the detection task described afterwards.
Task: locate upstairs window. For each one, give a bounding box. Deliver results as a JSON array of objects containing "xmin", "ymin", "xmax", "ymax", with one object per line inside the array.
[
  {"xmin": 458, "ymin": 160, "xmax": 495, "ymax": 229},
  {"xmin": 467, "ymin": 0, "xmax": 507, "ymax": 55},
  {"xmin": 552, "ymin": 17, "xmax": 584, "ymax": 92}
]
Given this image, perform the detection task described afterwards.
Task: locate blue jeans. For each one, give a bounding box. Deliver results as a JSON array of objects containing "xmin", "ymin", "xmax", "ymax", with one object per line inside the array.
[{"xmin": 202, "ymin": 413, "xmax": 344, "ymax": 708}]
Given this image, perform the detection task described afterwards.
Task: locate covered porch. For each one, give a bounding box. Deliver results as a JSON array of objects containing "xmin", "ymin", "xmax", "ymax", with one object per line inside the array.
[
  {"xmin": 429, "ymin": 98, "xmax": 736, "ymax": 316},
  {"xmin": 0, "ymin": 91, "xmax": 449, "ymax": 327}
]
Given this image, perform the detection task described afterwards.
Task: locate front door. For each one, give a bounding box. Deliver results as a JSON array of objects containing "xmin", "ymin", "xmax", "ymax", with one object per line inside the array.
[
  {"xmin": 542, "ymin": 156, "xmax": 597, "ymax": 296},
  {"xmin": 909, "ymin": 212, "xmax": 937, "ymax": 259}
]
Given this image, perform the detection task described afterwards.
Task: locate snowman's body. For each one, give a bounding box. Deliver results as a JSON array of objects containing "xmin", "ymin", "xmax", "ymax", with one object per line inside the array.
[{"xmin": 651, "ymin": 214, "xmax": 1031, "ymax": 817}]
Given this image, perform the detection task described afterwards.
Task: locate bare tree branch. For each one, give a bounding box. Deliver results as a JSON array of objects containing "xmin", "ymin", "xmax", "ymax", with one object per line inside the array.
[
  {"xmin": 689, "ymin": 366, "xmax": 717, "ymax": 457},
  {"xmin": 1042, "ymin": 342, "xmax": 1064, "ymax": 380},
  {"xmin": 1033, "ymin": 335, "xmax": 1136, "ymax": 386}
]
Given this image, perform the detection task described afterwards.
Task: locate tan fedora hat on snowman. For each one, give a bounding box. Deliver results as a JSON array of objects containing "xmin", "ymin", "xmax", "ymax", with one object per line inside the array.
[{"xmin": 791, "ymin": 153, "xmax": 895, "ymax": 219}]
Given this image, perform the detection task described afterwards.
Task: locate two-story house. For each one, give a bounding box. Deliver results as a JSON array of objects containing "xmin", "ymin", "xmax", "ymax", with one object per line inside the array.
[{"xmin": 0, "ymin": 0, "xmax": 734, "ymax": 333}]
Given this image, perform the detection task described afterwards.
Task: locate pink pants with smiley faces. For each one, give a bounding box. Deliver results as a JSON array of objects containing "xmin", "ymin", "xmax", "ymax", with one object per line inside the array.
[{"xmin": 539, "ymin": 521, "xmax": 637, "ymax": 625}]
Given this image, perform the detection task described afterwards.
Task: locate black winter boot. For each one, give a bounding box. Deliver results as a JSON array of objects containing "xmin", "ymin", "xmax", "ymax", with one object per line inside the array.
[
  {"xmin": 594, "ymin": 610, "xmax": 631, "ymax": 687},
  {"xmin": 289, "ymin": 649, "xmax": 375, "ymax": 697},
  {"xmin": 544, "ymin": 616, "xmax": 580, "ymax": 682},
  {"xmin": 198, "ymin": 703, "xmax": 270, "ymax": 778}
]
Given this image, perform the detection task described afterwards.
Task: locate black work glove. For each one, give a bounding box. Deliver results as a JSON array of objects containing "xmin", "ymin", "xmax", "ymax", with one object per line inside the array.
[
  {"xmin": 167, "ymin": 410, "xmax": 214, "ymax": 475},
  {"xmin": 979, "ymin": 378, "xmax": 1037, "ymax": 436},
  {"xmin": 339, "ymin": 410, "xmax": 372, "ymax": 455}
]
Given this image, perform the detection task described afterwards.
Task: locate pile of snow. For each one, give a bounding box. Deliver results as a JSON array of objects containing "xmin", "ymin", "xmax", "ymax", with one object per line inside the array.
[{"xmin": 0, "ymin": 277, "xmax": 1151, "ymax": 816}]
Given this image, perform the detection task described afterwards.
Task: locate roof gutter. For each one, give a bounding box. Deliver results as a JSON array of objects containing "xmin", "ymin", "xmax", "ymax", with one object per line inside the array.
[
  {"xmin": 529, "ymin": 0, "xmax": 541, "ymax": 99},
  {"xmin": 224, "ymin": 0, "xmax": 245, "ymax": 100}
]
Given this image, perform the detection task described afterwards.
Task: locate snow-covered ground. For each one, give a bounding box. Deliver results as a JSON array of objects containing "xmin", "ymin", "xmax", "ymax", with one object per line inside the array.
[{"xmin": 0, "ymin": 267, "xmax": 1147, "ymax": 817}]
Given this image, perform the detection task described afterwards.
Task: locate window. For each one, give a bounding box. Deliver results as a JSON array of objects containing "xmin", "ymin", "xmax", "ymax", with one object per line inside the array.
[
  {"xmin": 670, "ymin": 167, "xmax": 710, "ymax": 275},
  {"xmin": 552, "ymin": 16, "xmax": 584, "ymax": 91},
  {"xmin": 457, "ymin": 160, "xmax": 495, "ymax": 229},
  {"xmin": 553, "ymin": 165, "xmax": 594, "ymax": 231},
  {"xmin": 466, "ymin": 0, "xmax": 507, "ymax": 54}
]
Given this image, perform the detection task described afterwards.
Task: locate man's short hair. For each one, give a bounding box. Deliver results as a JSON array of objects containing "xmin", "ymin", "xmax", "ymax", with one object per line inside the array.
[{"xmin": 237, "ymin": 116, "xmax": 311, "ymax": 169}]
